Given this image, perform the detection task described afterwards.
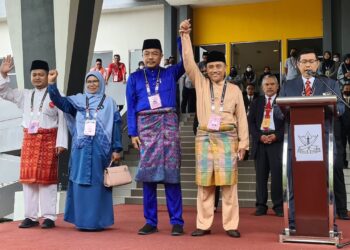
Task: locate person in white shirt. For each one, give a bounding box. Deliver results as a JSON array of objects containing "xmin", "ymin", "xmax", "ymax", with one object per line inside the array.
[{"xmin": 0, "ymin": 56, "xmax": 68, "ymax": 229}]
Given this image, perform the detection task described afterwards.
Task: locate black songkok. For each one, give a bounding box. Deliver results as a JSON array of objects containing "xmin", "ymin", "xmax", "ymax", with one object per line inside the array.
[
  {"xmin": 30, "ymin": 60, "xmax": 49, "ymax": 72},
  {"xmin": 207, "ymin": 51, "xmax": 226, "ymax": 64},
  {"xmin": 142, "ymin": 39, "xmax": 162, "ymax": 52}
]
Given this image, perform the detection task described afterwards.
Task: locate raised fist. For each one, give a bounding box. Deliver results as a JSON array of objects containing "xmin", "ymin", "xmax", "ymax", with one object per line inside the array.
[{"xmin": 48, "ymin": 69, "xmax": 58, "ymax": 84}]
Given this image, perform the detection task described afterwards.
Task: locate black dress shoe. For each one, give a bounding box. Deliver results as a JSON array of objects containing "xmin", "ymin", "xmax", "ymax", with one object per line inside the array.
[
  {"xmin": 226, "ymin": 230, "xmax": 241, "ymax": 238},
  {"xmin": 254, "ymin": 209, "xmax": 267, "ymax": 216},
  {"xmin": 171, "ymin": 224, "xmax": 184, "ymax": 236},
  {"xmin": 138, "ymin": 223, "xmax": 158, "ymax": 235},
  {"xmin": 275, "ymin": 211, "xmax": 284, "ymax": 217},
  {"xmin": 19, "ymin": 218, "xmax": 39, "ymax": 228},
  {"xmin": 191, "ymin": 229, "xmax": 211, "ymax": 236},
  {"xmin": 41, "ymin": 219, "xmax": 55, "ymax": 229},
  {"xmin": 338, "ymin": 213, "xmax": 350, "ymax": 220}
]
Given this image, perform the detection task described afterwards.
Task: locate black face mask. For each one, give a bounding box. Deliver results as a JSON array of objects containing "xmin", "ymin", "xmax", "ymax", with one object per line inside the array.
[
  {"xmin": 291, "ymin": 52, "xmax": 297, "ymax": 57},
  {"xmin": 343, "ymin": 91, "xmax": 350, "ymax": 96}
]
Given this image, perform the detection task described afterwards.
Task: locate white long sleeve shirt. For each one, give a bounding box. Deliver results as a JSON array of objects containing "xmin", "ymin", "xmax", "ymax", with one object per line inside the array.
[{"xmin": 0, "ymin": 75, "xmax": 68, "ymax": 149}]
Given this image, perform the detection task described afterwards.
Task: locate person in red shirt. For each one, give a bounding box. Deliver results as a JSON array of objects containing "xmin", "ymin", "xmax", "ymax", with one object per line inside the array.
[
  {"xmin": 105, "ymin": 54, "xmax": 126, "ymax": 84},
  {"xmin": 105, "ymin": 54, "xmax": 127, "ymax": 111},
  {"xmin": 90, "ymin": 58, "xmax": 106, "ymax": 78}
]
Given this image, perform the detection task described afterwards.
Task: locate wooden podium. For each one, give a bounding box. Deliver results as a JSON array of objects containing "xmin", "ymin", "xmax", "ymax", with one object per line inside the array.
[{"xmin": 276, "ymin": 95, "xmax": 341, "ymax": 245}]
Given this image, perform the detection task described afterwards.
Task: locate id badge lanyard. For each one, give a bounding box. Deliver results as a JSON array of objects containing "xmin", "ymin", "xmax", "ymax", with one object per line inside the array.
[
  {"xmin": 30, "ymin": 88, "xmax": 49, "ymax": 120},
  {"xmin": 84, "ymin": 94, "xmax": 106, "ymax": 136},
  {"xmin": 143, "ymin": 68, "xmax": 162, "ymax": 109},
  {"xmin": 85, "ymin": 94, "xmax": 106, "ymax": 119},
  {"xmin": 207, "ymin": 81, "xmax": 227, "ymax": 131},
  {"xmin": 210, "ymin": 80, "xmax": 228, "ymax": 113},
  {"xmin": 143, "ymin": 68, "xmax": 161, "ymax": 96}
]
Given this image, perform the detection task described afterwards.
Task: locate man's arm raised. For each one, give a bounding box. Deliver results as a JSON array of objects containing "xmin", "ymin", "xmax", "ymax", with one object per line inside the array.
[
  {"xmin": 0, "ymin": 55, "xmax": 25, "ymax": 109},
  {"xmin": 179, "ymin": 19, "xmax": 204, "ymax": 87},
  {"xmin": 0, "ymin": 55, "xmax": 14, "ymax": 79}
]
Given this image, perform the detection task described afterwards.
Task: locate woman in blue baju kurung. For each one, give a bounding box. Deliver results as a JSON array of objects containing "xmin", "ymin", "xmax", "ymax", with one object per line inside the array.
[{"xmin": 48, "ymin": 71, "xmax": 123, "ymax": 230}]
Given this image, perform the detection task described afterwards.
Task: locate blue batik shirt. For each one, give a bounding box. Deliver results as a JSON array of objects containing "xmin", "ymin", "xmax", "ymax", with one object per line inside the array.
[{"xmin": 126, "ymin": 38, "xmax": 185, "ymax": 136}]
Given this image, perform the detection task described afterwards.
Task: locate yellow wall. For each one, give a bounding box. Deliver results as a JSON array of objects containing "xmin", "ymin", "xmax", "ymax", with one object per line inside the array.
[{"xmin": 193, "ymin": 0, "xmax": 323, "ymax": 71}]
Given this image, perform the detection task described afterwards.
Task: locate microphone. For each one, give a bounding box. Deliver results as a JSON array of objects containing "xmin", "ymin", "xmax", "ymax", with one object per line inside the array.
[
  {"xmin": 306, "ymin": 69, "xmax": 317, "ymax": 77},
  {"xmin": 305, "ymin": 69, "xmax": 350, "ymax": 109}
]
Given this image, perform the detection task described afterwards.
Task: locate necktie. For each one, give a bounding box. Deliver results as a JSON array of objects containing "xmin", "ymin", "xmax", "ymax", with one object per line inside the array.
[
  {"xmin": 305, "ymin": 80, "xmax": 311, "ymax": 96},
  {"xmin": 263, "ymin": 97, "xmax": 272, "ymax": 130},
  {"xmin": 265, "ymin": 97, "xmax": 272, "ymax": 118}
]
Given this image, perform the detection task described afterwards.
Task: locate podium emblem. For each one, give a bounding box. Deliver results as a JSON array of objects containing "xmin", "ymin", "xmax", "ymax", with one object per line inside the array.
[
  {"xmin": 294, "ymin": 124, "xmax": 323, "ymax": 161},
  {"xmin": 297, "ymin": 131, "xmax": 321, "ymax": 154}
]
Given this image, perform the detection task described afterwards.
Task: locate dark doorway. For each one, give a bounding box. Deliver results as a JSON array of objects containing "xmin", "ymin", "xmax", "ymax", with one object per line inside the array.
[
  {"xmin": 231, "ymin": 41, "xmax": 281, "ymax": 85},
  {"xmin": 287, "ymin": 38, "xmax": 323, "ymax": 58}
]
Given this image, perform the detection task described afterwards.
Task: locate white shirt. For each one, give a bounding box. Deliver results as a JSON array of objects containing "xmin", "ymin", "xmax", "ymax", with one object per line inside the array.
[
  {"xmin": 302, "ymin": 76, "xmax": 315, "ymax": 88},
  {"xmin": 247, "ymin": 95, "xmax": 254, "ymax": 102},
  {"xmin": 0, "ymin": 75, "xmax": 68, "ymax": 148},
  {"xmin": 261, "ymin": 94, "xmax": 276, "ymax": 131}
]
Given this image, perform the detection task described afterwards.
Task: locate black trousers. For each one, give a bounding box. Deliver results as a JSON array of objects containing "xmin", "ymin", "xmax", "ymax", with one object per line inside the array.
[
  {"xmin": 181, "ymin": 87, "xmax": 196, "ymax": 113},
  {"xmin": 334, "ymin": 120, "xmax": 348, "ymax": 215},
  {"xmin": 255, "ymin": 141, "xmax": 283, "ymax": 212},
  {"xmin": 341, "ymin": 128, "xmax": 350, "ymax": 167}
]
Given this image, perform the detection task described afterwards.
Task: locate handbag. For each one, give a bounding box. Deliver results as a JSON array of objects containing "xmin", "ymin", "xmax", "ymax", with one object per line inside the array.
[{"xmin": 104, "ymin": 160, "xmax": 132, "ymax": 187}]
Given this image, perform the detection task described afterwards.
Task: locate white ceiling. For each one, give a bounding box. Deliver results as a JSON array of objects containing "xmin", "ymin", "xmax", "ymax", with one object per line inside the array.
[{"xmin": 165, "ymin": 0, "xmax": 275, "ymax": 7}]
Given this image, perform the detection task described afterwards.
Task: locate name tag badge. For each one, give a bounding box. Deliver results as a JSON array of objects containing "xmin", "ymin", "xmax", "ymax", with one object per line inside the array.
[
  {"xmin": 28, "ymin": 120, "xmax": 40, "ymax": 134},
  {"xmin": 148, "ymin": 94, "xmax": 162, "ymax": 110},
  {"xmin": 261, "ymin": 118, "xmax": 270, "ymax": 129},
  {"xmin": 207, "ymin": 114, "xmax": 221, "ymax": 131},
  {"xmin": 113, "ymin": 73, "xmax": 119, "ymax": 82},
  {"xmin": 84, "ymin": 119, "xmax": 96, "ymax": 136}
]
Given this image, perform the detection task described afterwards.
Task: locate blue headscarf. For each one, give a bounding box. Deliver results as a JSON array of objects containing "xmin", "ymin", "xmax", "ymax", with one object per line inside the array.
[{"xmin": 65, "ymin": 71, "xmax": 118, "ymax": 157}]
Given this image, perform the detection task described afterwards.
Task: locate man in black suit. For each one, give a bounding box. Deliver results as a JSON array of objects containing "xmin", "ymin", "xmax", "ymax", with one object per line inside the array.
[
  {"xmin": 243, "ymin": 83, "xmax": 259, "ymax": 114},
  {"xmin": 336, "ymin": 83, "xmax": 350, "ymax": 220},
  {"xmin": 340, "ymin": 83, "xmax": 350, "ymax": 168},
  {"xmin": 248, "ymin": 74, "xmax": 284, "ymax": 217},
  {"xmin": 279, "ymin": 48, "xmax": 345, "ymax": 229}
]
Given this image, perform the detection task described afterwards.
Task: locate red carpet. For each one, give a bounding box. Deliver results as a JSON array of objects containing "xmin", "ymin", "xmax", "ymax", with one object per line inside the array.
[{"xmin": 0, "ymin": 205, "xmax": 348, "ymax": 250}]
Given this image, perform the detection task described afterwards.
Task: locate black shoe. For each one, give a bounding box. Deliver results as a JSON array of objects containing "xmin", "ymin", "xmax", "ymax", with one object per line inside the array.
[
  {"xmin": 254, "ymin": 209, "xmax": 267, "ymax": 216},
  {"xmin": 41, "ymin": 219, "xmax": 55, "ymax": 229},
  {"xmin": 338, "ymin": 213, "xmax": 350, "ymax": 220},
  {"xmin": 226, "ymin": 230, "xmax": 241, "ymax": 238},
  {"xmin": 191, "ymin": 229, "xmax": 211, "ymax": 236},
  {"xmin": 138, "ymin": 223, "xmax": 158, "ymax": 235},
  {"xmin": 171, "ymin": 224, "xmax": 184, "ymax": 236},
  {"xmin": 274, "ymin": 210, "xmax": 284, "ymax": 217},
  {"xmin": 18, "ymin": 218, "xmax": 39, "ymax": 228}
]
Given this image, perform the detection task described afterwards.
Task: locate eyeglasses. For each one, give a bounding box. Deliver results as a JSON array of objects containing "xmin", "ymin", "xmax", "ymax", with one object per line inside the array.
[
  {"xmin": 86, "ymin": 80, "xmax": 99, "ymax": 85},
  {"xmin": 298, "ymin": 59, "xmax": 318, "ymax": 65}
]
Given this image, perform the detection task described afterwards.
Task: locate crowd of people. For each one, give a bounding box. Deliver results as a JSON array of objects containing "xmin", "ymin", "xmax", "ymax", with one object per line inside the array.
[{"xmin": 0, "ymin": 18, "xmax": 349, "ymax": 238}]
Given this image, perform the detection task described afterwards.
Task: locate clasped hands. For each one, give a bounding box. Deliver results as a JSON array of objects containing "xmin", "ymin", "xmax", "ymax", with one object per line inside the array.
[
  {"xmin": 260, "ymin": 134, "xmax": 276, "ymax": 144},
  {"xmin": 179, "ymin": 19, "xmax": 191, "ymax": 35}
]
